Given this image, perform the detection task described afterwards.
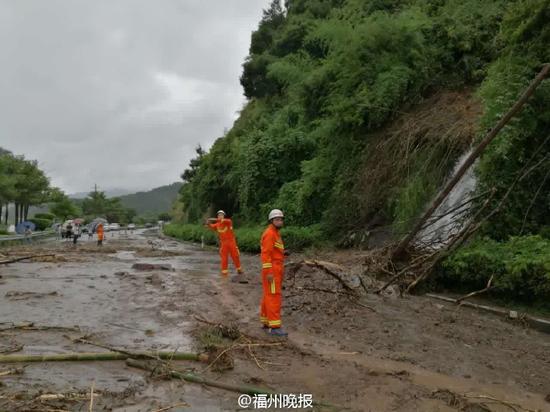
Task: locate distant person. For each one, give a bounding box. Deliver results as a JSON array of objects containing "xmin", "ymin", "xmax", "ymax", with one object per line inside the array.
[
  {"xmin": 205, "ymin": 210, "xmax": 243, "ymax": 277},
  {"xmin": 66, "ymin": 223, "xmax": 73, "ymax": 242},
  {"xmin": 72, "ymin": 224, "xmax": 81, "ymax": 245},
  {"xmin": 260, "ymin": 209, "xmax": 287, "ymax": 337},
  {"xmin": 87, "ymin": 227, "xmax": 93, "ymax": 241},
  {"xmin": 96, "ymin": 223, "xmax": 104, "ymax": 246},
  {"xmin": 24, "ymin": 227, "xmax": 33, "ymax": 244}
]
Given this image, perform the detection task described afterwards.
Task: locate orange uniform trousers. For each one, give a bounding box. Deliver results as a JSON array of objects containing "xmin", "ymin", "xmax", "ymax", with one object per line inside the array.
[
  {"xmin": 260, "ymin": 260, "xmax": 283, "ymax": 328},
  {"xmin": 220, "ymin": 240, "xmax": 241, "ymax": 276}
]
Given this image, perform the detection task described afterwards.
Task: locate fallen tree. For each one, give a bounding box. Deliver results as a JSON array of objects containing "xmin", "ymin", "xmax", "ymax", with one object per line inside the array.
[
  {"xmin": 126, "ymin": 359, "xmax": 275, "ymax": 396},
  {"xmin": 391, "ymin": 63, "xmax": 550, "ymax": 261},
  {"xmin": 0, "ymin": 254, "xmax": 56, "ymax": 265},
  {"xmin": 377, "ymin": 64, "xmax": 550, "ymax": 293},
  {"xmin": 0, "ymin": 351, "xmax": 209, "ymax": 364}
]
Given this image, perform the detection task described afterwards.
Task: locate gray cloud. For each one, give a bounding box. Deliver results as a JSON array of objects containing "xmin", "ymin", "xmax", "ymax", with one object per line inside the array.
[{"xmin": 0, "ymin": 0, "xmax": 269, "ymax": 193}]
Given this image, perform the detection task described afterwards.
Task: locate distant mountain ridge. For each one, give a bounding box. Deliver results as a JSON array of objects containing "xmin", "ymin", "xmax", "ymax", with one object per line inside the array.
[
  {"xmin": 69, "ymin": 188, "xmax": 135, "ymax": 199},
  {"xmin": 117, "ymin": 182, "xmax": 182, "ymax": 215}
]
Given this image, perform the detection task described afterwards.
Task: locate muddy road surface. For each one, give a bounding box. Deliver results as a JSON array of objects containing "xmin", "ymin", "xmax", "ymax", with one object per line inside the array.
[{"xmin": 0, "ymin": 230, "xmax": 549, "ymax": 411}]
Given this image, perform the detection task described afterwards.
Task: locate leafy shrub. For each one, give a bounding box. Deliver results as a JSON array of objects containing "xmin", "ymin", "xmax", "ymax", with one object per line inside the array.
[
  {"xmin": 439, "ymin": 236, "xmax": 550, "ymax": 305},
  {"xmin": 281, "ymin": 224, "xmax": 324, "ymax": 250},
  {"xmin": 34, "ymin": 212, "xmax": 56, "ymax": 221},
  {"xmin": 28, "ymin": 218, "xmax": 52, "ymax": 231},
  {"xmin": 163, "ymin": 224, "xmax": 218, "ymax": 246},
  {"xmin": 164, "ymin": 223, "xmax": 325, "ymax": 253}
]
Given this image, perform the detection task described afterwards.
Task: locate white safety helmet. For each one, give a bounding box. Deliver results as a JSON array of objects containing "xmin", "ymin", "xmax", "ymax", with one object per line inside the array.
[
  {"xmin": 216, "ymin": 210, "xmax": 226, "ymax": 216},
  {"xmin": 268, "ymin": 209, "xmax": 284, "ymax": 221}
]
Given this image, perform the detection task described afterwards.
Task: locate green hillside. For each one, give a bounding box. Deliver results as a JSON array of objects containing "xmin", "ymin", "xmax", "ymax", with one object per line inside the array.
[
  {"xmin": 171, "ymin": 0, "xmax": 550, "ymax": 306},
  {"xmin": 178, "ymin": 0, "xmax": 549, "ymax": 242},
  {"xmin": 118, "ymin": 182, "xmax": 183, "ymax": 215}
]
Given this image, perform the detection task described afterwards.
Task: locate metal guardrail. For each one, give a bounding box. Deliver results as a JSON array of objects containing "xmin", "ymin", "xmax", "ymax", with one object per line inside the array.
[{"xmin": 0, "ymin": 230, "xmax": 55, "ymax": 245}]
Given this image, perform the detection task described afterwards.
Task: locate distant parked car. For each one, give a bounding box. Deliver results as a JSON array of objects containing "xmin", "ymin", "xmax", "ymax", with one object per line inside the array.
[
  {"xmin": 145, "ymin": 223, "xmax": 153, "ymax": 228},
  {"xmin": 110, "ymin": 223, "xmax": 120, "ymax": 231},
  {"xmin": 128, "ymin": 223, "xmax": 136, "ymax": 230}
]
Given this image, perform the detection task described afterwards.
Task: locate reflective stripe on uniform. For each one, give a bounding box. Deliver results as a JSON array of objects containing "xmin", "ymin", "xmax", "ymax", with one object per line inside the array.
[
  {"xmin": 217, "ymin": 227, "xmax": 228, "ymax": 233},
  {"xmin": 268, "ymin": 320, "xmax": 281, "ymax": 327},
  {"xmin": 262, "ymin": 263, "xmax": 272, "ymax": 269},
  {"xmin": 270, "ymin": 279, "xmax": 276, "ymax": 294},
  {"xmin": 274, "ymin": 242, "xmax": 284, "ymax": 249}
]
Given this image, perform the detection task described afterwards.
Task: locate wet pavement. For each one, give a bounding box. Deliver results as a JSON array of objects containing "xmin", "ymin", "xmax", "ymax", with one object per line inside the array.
[
  {"xmin": 1, "ymin": 229, "xmax": 550, "ymax": 412},
  {"xmin": 0, "ymin": 229, "xmax": 237, "ymax": 411}
]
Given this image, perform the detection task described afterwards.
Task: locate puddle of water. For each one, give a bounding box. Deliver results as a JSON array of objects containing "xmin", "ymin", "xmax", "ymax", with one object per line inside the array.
[{"xmin": 112, "ymin": 250, "xmax": 137, "ymax": 260}]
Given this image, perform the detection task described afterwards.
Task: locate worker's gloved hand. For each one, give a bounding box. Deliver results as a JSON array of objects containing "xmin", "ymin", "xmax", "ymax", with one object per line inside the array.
[
  {"xmin": 284, "ymin": 249, "xmax": 291, "ymax": 257},
  {"xmin": 266, "ymin": 274, "xmax": 274, "ymax": 284}
]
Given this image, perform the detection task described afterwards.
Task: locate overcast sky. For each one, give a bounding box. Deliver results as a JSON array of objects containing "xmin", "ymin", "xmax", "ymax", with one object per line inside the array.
[{"xmin": 0, "ymin": 0, "xmax": 270, "ymax": 194}]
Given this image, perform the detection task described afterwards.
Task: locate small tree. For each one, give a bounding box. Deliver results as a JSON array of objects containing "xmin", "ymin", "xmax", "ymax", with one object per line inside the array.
[
  {"xmin": 158, "ymin": 212, "xmax": 172, "ymax": 222},
  {"xmin": 50, "ymin": 195, "xmax": 81, "ymax": 221}
]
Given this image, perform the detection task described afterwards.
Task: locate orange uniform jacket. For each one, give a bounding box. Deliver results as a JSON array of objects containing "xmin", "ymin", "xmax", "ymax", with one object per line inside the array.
[
  {"xmin": 260, "ymin": 224, "xmax": 285, "ymax": 328},
  {"xmin": 97, "ymin": 225, "xmax": 104, "ymax": 240},
  {"xmin": 208, "ymin": 218, "xmax": 242, "ymax": 275},
  {"xmin": 208, "ymin": 218, "xmax": 237, "ymax": 244}
]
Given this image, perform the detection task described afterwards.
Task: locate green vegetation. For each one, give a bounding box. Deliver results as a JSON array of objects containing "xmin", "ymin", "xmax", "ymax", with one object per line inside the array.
[
  {"xmin": 437, "ymin": 0, "xmax": 550, "ymax": 308},
  {"xmin": 0, "ymin": 148, "xmax": 53, "ymax": 227},
  {"xmin": 474, "ymin": 0, "xmax": 550, "ymax": 240},
  {"xmin": 49, "ymin": 192, "xmax": 81, "ymax": 221},
  {"xmin": 33, "ymin": 212, "xmax": 56, "ymax": 221},
  {"xmin": 164, "ymin": 223, "xmax": 324, "ymax": 253},
  {"xmin": 77, "ymin": 190, "xmax": 136, "ymax": 224},
  {"xmin": 28, "ymin": 218, "xmax": 53, "ymax": 231},
  {"xmin": 439, "ymin": 236, "xmax": 550, "ymax": 308},
  {"xmin": 172, "ymin": 0, "xmax": 549, "ymax": 307},
  {"xmin": 178, "ymin": 0, "xmax": 548, "ymax": 237}
]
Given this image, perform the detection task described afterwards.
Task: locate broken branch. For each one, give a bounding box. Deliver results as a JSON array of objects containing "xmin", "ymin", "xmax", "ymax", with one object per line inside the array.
[
  {"xmin": 456, "ymin": 275, "xmax": 494, "ymax": 304},
  {"xmin": 126, "ymin": 359, "xmax": 276, "ymax": 395},
  {"xmin": 289, "ymin": 260, "xmax": 357, "ymax": 291},
  {"xmin": 0, "ymin": 254, "xmax": 56, "ymax": 265},
  {"xmin": 0, "ymin": 351, "xmax": 209, "ymax": 363}
]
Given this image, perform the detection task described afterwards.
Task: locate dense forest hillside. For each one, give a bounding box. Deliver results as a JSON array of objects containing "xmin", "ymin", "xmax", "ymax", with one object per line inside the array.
[{"xmin": 178, "ymin": 0, "xmax": 549, "ymax": 247}]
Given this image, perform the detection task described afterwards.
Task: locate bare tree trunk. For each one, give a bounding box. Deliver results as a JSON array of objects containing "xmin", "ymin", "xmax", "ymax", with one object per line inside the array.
[
  {"xmin": 391, "ymin": 64, "xmax": 550, "ymax": 260},
  {"xmin": 14, "ymin": 203, "xmax": 19, "ymax": 226},
  {"xmin": 24, "ymin": 204, "xmax": 29, "ymax": 221},
  {"xmin": 4, "ymin": 204, "xmax": 8, "ymax": 225}
]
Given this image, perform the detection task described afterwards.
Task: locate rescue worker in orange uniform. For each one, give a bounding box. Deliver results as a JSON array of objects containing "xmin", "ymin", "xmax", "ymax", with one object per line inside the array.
[
  {"xmin": 206, "ymin": 210, "xmax": 243, "ymax": 277},
  {"xmin": 96, "ymin": 223, "xmax": 104, "ymax": 246},
  {"xmin": 260, "ymin": 209, "xmax": 288, "ymax": 337}
]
